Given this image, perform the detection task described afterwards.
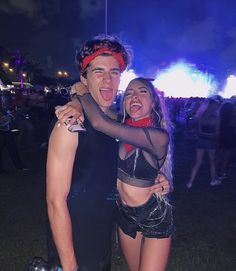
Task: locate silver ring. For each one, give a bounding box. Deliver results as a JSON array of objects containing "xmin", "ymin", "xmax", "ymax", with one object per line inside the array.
[{"xmin": 161, "ymin": 186, "xmax": 164, "ymax": 192}]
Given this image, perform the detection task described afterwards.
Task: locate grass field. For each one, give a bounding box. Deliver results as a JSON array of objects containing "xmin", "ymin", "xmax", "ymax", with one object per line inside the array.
[{"xmin": 0, "ymin": 131, "xmax": 236, "ymax": 271}]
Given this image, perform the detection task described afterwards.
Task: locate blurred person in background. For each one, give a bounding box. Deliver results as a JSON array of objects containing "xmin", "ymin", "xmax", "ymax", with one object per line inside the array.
[
  {"xmin": 216, "ymin": 101, "xmax": 236, "ymax": 180},
  {"xmin": 0, "ymin": 92, "xmax": 28, "ymax": 173},
  {"xmin": 186, "ymin": 98, "xmax": 221, "ymax": 188}
]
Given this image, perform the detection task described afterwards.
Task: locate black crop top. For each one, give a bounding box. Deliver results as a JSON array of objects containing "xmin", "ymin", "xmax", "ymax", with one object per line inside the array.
[
  {"xmin": 77, "ymin": 93, "xmax": 169, "ymax": 188},
  {"xmin": 118, "ymin": 148, "xmax": 161, "ymax": 187}
]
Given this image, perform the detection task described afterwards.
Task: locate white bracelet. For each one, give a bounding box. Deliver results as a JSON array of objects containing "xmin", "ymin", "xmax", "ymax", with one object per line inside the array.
[{"xmin": 71, "ymin": 266, "xmax": 79, "ymax": 271}]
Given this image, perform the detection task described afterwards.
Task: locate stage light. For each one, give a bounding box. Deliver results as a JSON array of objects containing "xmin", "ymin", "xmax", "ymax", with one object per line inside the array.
[
  {"xmin": 153, "ymin": 61, "xmax": 217, "ymax": 98},
  {"xmin": 119, "ymin": 69, "xmax": 137, "ymax": 93},
  {"xmin": 220, "ymin": 75, "xmax": 236, "ymax": 99}
]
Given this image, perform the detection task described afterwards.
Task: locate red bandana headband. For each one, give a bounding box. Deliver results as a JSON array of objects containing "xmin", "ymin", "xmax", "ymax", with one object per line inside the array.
[{"xmin": 81, "ymin": 47, "xmax": 126, "ymax": 72}]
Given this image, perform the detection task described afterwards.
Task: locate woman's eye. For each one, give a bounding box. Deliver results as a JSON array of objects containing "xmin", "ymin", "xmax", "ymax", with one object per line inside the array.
[{"xmin": 140, "ymin": 88, "xmax": 148, "ymax": 93}]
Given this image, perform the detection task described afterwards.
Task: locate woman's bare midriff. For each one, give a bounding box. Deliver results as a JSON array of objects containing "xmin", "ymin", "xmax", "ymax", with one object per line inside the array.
[{"xmin": 117, "ymin": 179, "xmax": 152, "ymax": 207}]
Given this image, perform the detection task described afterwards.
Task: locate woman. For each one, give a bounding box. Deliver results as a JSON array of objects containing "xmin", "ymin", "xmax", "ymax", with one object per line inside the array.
[
  {"xmin": 186, "ymin": 98, "xmax": 221, "ymax": 188},
  {"xmin": 65, "ymin": 77, "xmax": 173, "ymax": 271},
  {"xmin": 216, "ymin": 102, "xmax": 236, "ymax": 179}
]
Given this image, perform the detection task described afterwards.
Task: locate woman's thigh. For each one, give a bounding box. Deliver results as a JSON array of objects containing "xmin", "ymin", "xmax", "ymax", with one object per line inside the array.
[
  {"xmin": 139, "ymin": 236, "xmax": 171, "ymax": 271},
  {"xmin": 118, "ymin": 228, "xmax": 142, "ymax": 271}
]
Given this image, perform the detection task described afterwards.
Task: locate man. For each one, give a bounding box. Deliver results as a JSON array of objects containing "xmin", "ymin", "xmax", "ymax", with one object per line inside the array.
[
  {"xmin": 46, "ymin": 35, "xmax": 170, "ymax": 271},
  {"xmin": 0, "ymin": 95, "xmax": 27, "ymax": 173}
]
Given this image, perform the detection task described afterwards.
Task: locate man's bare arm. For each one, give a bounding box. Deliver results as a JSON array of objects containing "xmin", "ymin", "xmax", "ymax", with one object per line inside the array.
[{"xmin": 46, "ymin": 122, "xmax": 78, "ymax": 271}]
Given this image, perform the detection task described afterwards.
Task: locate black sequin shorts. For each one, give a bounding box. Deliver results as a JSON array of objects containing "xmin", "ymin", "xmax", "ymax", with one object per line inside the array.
[{"xmin": 115, "ymin": 194, "xmax": 174, "ymax": 239}]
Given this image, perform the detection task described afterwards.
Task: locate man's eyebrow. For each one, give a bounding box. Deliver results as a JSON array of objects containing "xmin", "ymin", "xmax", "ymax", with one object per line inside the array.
[
  {"xmin": 90, "ymin": 67, "xmax": 121, "ymax": 72},
  {"xmin": 91, "ymin": 67, "xmax": 104, "ymax": 72}
]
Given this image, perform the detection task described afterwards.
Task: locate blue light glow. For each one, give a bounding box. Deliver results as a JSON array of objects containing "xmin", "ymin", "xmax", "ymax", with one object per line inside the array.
[
  {"xmin": 119, "ymin": 69, "xmax": 137, "ymax": 93},
  {"xmin": 220, "ymin": 75, "xmax": 236, "ymax": 98},
  {"xmin": 153, "ymin": 61, "xmax": 217, "ymax": 98}
]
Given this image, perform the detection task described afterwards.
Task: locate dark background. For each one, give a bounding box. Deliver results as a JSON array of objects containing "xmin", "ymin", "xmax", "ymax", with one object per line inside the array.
[{"xmin": 1, "ymin": 0, "xmax": 236, "ymax": 79}]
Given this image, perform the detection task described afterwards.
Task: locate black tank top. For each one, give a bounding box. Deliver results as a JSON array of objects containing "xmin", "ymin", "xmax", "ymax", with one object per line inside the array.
[
  {"xmin": 69, "ymin": 116, "xmax": 118, "ymax": 198},
  {"xmin": 48, "ymin": 117, "xmax": 118, "ymax": 268}
]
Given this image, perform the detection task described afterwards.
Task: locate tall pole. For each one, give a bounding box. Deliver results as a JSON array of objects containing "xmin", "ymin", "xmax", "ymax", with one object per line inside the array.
[
  {"xmin": 15, "ymin": 49, "xmax": 24, "ymax": 89},
  {"xmin": 105, "ymin": 0, "xmax": 108, "ymax": 35}
]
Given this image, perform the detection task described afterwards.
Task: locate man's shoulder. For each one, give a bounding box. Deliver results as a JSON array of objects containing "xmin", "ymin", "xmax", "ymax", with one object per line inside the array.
[
  {"xmin": 49, "ymin": 119, "xmax": 78, "ymax": 143},
  {"xmin": 48, "ymin": 124, "xmax": 78, "ymax": 161}
]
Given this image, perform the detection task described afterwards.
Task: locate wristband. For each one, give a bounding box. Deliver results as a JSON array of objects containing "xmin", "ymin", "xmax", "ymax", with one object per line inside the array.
[
  {"xmin": 71, "ymin": 266, "xmax": 79, "ymax": 271},
  {"xmin": 70, "ymin": 92, "xmax": 77, "ymax": 100}
]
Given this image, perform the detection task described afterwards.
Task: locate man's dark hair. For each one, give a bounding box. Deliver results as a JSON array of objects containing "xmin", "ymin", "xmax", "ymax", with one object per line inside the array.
[{"xmin": 75, "ymin": 34, "xmax": 132, "ymax": 77}]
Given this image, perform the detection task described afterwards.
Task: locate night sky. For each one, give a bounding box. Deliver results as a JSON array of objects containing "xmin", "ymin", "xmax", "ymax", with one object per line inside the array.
[{"xmin": 1, "ymin": 0, "xmax": 236, "ymax": 80}]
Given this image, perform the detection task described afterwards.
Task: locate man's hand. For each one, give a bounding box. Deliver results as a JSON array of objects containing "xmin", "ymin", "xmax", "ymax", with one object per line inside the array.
[{"xmin": 149, "ymin": 172, "xmax": 171, "ymax": 196}]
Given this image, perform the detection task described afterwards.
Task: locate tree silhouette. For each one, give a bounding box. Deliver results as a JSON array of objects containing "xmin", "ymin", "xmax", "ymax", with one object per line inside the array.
[{"xmin": 10, "ymin": 49, "xmax": 26, "ymax": 88}]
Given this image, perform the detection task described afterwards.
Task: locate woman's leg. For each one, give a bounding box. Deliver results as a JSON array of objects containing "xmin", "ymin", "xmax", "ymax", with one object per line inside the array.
[
  {"xmin": 215, "ymin": 147, "xmax": 222, "ymax": 176},
  {"xmin": 208, "ymin": 149, "xmax": 216, "ymax": 181},
  {"xmin": 139, "ymin": 237, "xmax": 171, "ymax": 271},
  {"xmin": 220, "ymin": 148, "xmax": 233, "ymax": 175},
  {"xmin": 118, "ymin": 227, "xmax": 142, "ymax": 271},
  {"xmin": 187, "ymin": 149, "xmax": 204, "ymax": 188}
]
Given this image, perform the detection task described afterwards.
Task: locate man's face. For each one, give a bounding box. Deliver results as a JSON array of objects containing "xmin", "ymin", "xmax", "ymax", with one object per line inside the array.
[{"xmin": 80, "ymin": 55, "xmax": 121, "ymax": 111}]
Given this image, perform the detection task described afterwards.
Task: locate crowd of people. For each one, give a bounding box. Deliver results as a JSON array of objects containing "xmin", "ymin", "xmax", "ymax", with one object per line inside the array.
[
  {"xmin": 0, "ymin": 86, "xmax": 71, "ymax": 173},
  {"xmin": 182, "ymin": 95, "xmax": 236, "ymax": 188}
]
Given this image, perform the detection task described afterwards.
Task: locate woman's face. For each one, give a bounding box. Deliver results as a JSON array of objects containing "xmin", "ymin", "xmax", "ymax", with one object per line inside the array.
[{"xmin": 124, "ymin": 80, "xmax": 153, "ymax": 120}]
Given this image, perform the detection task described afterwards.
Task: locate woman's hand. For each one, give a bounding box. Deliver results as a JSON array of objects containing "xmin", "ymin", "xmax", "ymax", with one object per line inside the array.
[
  {"xmin": 149, "ymin": 172, "xmax": 171, "ymax": 195},
  {"xmin": 71, "ymin": 82, "xmax": 89, "ymax": 97},
  {"xmin": 55, "ymin": 100, "xmax": 84, "ymax": 126},
  {"xmin": 55, "ymin": 82, "xmax": 88, "ymax": 125}
]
